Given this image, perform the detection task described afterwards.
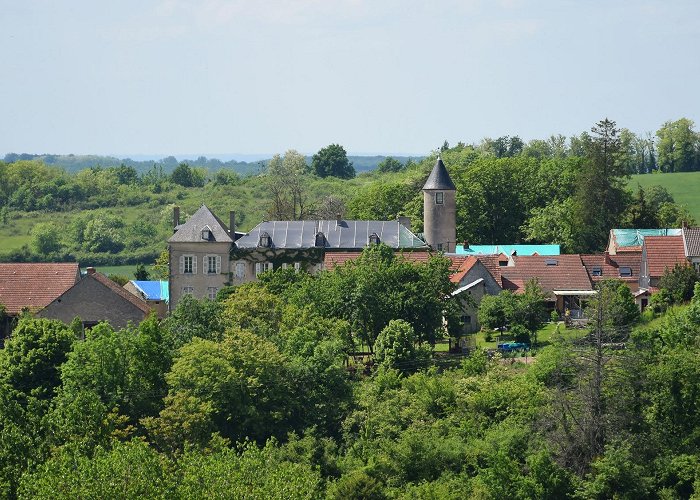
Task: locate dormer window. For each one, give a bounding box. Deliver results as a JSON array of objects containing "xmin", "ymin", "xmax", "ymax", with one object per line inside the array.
[
  {"xmin": 315, "ymin": 232, "xmax": 326, "ymax": 247},
  {"xmin": 592, "ymin": 266, "xmax": 602, "ymax": 277},
  {"xmin": 258, "ymin": 232, "xmax": 272, "ymax": 248},
  {"xmin": 201, "ymin": 226, "xmax": 212, "ymax": 241},
  {"xmin": 369, "ymin": 233, "xmax": 380, "ymax": 245},
  {"xmin": 435, "ymin": 192, "xmax": 444, "ymax": 205},
  {"xmin": 619, "ymin": 266, "xmax": 632, "ymax": 277}
]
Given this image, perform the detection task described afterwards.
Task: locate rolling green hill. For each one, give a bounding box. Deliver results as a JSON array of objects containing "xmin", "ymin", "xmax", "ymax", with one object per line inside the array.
[{"xmin": 629, "ymin": 171, "xmax": 700, "ymax": 222}]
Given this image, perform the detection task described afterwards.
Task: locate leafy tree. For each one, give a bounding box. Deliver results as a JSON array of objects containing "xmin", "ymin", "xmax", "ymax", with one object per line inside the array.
[
  {"xmin": 18, "ymin": 440, "xmax": 172, "ymax": 499},
  {"xmin": 522, "ymin": 198, "xmax": 578, "ymax": 253},
  {"xmin": 656, "ymin": 118, "xmax": 700, "ymax": 172},
  {"xmin": 586, "ymin": 279, "xmax": 639, "ymax": 340},
  {"xmin": 376, "ymin": 156, "xmax": 404, "ymax": 173},
  {"xmin": 659, "ymin": 263, "xmax": 699, "ymax": 304},
  {"xmin": 107, "ymin": 274, "xmax": 129, "ymax": 286},
  {"xmin": 163, "ymin": 294, "xmax": 224, "ymax": 350},
  {"xmin": 151, "ymin": 249, "xmax": 170, "ymax": 281},
  {"xmin": 312, "ymin": 144, "xmax": 355, "ymax": 179},
  {"xmin": 146, "ymin": 329, "xmax": 290, "ymax": 450},
  {"xmin": 346, "ymin": 182, "xmax": 415, "ymax": 221},
  {"xmin": 134, "ymin": 263, "xmax": 150, "ymax": 280},
  {"xmin": 30, "ymin": 222, "xmax": 62, "ymax": 255},
  {"xmin": 374, "ymin": 320, "xmax": 427, "ymax": 373},
  {"xmin": 265, "ymin": 150, "xmax": 313, "ymax": 220},
  {"xmin": 170, "ymin": 162, "xmax": 205, "ymax": 187},
  {"xmin": 0, "ymin": 318, "xmax": 76, "ymax": 400},
  {"xmin": 478, "ymin": 291, "xmax": 516, "ymax": 336}
]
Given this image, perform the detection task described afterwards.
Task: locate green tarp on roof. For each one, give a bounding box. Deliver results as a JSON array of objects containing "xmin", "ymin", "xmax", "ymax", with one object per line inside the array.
[{"xmin": 611, "ymin": 229, "xmax": 682, "ymax": 248}]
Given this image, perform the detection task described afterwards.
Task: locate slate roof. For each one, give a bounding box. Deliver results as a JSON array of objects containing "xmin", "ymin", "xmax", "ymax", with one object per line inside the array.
[
  {"xmin": 237, "ymin": 220, "xmax": 428, "ymax": 250},
  {"xmin": 168, "ymin": 205, "xmax": 233, "ymax": 243},
  {"xmin": 683, "ymin": 227, "xmax": 700, "ymax": 257},
  {"xmin": 0, "ymin": 263, "xmax": 80, "ymax": 315},
  {"xmin": 644, "ymin": 235, "xmax": 687, "ymax": 277},
  {"xmin": 130, "ymin": 281, "xmax": 169, "ymax": 302},
  {"xmin": 500, "ymin": 255, "xmax": 593, "ymax": 294},
  {"xmin": 455, "ymin": 244, "xmax": 560, "ymax": 256},
  {"xmin": 422, "ymin": 156, "xmax": 456, "ymax": 191},
  {"xmin": 581, "ymin": 253, "xmax": 641, "ymax": 292}
]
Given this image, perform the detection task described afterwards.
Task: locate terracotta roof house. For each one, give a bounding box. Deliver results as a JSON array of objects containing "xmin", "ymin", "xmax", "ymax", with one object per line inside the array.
[
  {"xmin": 640, "ymin": 235, "xmax": 688, "ymax": 289},
  {"xmin": 581, "ymin": 252, "xmax": 642, "ymax": 292},
  {"xmin": 500, "ymin": 255, "xmax": 594, "ymax": 317},
  {"xmin": 449, "ymin": 256, "xmax": 502, "ymax": 334},
  {"xmin": 607, "ymin": 228, "xmax": 681, "ymax": 255},
  {"xmin": 0, "ymin": 263, "xmax": 80, "ymax": 336},
  {"xmin": 682, "ymin": 226, "xmax": 700, "ymax": 273},
  {"xmin": 38, "ymin": 268, "xmax": 151, "ymax": 329}
]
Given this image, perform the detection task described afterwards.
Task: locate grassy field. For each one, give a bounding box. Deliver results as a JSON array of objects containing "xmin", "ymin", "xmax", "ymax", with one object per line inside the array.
[{"xmin": 629, "ymin": 171, "xmax": 700, "ymax": 222}]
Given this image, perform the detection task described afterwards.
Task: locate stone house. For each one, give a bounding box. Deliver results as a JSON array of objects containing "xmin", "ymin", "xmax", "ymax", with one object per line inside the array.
[
  {"xmin": 450, "ymin": 256, "xmax": 502, "ymax": 334},
  {"xmin": 640, "ymin": 235, "xmax": 687, "ymax": 289},
  {"xmin": 38, "ymin": 268, "xmax": 151, "ymax": 329}
]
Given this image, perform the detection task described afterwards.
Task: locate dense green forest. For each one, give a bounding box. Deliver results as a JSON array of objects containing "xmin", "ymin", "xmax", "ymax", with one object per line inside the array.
[
  {"xmin": 2, "ymin": 245, "xmax": 700, "ymax": 498},
  {"xmin": 1, "ymin": 118, "xmax": 699, "ymax": 267}
]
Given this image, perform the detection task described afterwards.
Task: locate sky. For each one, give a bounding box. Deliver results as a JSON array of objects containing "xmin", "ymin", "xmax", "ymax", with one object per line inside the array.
[{"xmin": 2, "ymin": 0, "xmax": 699, "ymax": 159}]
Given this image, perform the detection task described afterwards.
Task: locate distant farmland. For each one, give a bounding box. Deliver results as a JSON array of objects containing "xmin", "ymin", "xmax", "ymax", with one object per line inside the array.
[{"xmin": 629, "ymin": 171, "xmax": 700, "ymax": 223}]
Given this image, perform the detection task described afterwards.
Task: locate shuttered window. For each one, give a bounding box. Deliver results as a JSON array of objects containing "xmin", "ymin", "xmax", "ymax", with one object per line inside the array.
[
  {"xmin": 180, "ymin": 255, "xmax": 195, "ymax": 274},
  {"xmin": 205, "ymin": 255, "xmax": 221, "ymax": 274}
]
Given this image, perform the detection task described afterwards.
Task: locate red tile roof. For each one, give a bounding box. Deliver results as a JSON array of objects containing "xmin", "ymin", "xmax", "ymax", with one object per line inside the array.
[
  {"xmin": 450, "ymin": 256, "xmax": 479, "ymax": 284},
  {"xmin": 475, "ymin": 255, "xmax": 503, "ymax": 287},
  {"xmin": 0, "ymin": 263, "xmax": 80, "ymax": 315},
  {"xmin": 644, "ymin": 235, "xmax": 687, "ymax": 277},
  {"xmin": 581, "ymin": 253, "xmax": 641, "ymax": 293},
  {"xmin": 500, "ymin": 255, "xmax": 592, "ymax": 294}
]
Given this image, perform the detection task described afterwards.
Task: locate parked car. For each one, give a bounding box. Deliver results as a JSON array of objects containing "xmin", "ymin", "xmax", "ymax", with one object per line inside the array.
[{"xmin": 497, "ymin": 342, "xmax": 529, "ymax": 352}]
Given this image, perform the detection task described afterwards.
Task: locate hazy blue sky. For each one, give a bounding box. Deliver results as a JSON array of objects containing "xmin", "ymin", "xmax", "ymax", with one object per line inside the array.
[{"xmin": 2, "ymin": 1, "xmax": 698, "ymax": 158}]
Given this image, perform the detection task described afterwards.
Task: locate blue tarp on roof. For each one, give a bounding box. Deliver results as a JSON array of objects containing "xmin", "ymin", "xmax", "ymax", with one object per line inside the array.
[
  {"xmin": 610, "ymin": 228, "xmax": 682, "ymax": 248},
  {"xmin": 132, "ymin": 281, "xmax": 169, "ymax": 302},
  {"xmin": 454, "ymin": 244, "xmax": 560, "ymax": 256}
]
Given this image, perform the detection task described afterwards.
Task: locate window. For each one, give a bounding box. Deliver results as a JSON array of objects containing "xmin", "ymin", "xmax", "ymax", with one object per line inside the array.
[
  {"xmin": 205, "ymin": 255, "xmax": 220, "ymax": 274},
  {"xmin": 315, "ymin": 232, "xmax": 325, "ymax": 247},
  {"xmin": 207, "ymin": 287, "xmax": 218, "ymax": 300},
  {"xmin": 235, "ymin": 262, "xmax": 246, "ymax": 279},
  {"xmin": 182, "ymin": 286, "xmax": 194, "ymax": 295},
  {"xmin": 201, "ymin": 226, "xmax": 212, "ymax": 241},
  {"xmin": 255, "ymin": 262, "xmax": 273, "ymax": 277},
  {"xmin": 437, "ymin": 243, "xmax": 443, "ymax": 251},
  {"xmin": 369, "ymin": 233, "xmax": 380, "ymax": 245},
  {"xmin": 435, "ymin": 192, "xmax": 444, "ymax": 205},
  {"xmin": 619, "ymin": 266, "xmax": 632, "ymax": 277},
  {"xmin": 259, "ymin": 232, "xmax": 272, "ymax": 248},
  {"xmin": 294, "ymin": 262, "xmax": 302, "ymax": 273},
  {"xmin": 181, "ymin": 255, "xmax": 196, "ymax": 274},
  {"xmin": 592, "ymin": 266, "xmax": 602, "ymax": 276},
  {"xmin": 545, "ymin": 259, "xmax": 558, "ymax": 266}
]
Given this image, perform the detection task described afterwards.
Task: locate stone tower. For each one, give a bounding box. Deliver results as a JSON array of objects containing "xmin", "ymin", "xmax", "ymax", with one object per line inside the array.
[{"xmin": 422, "ymin": 155, "xmax": 456, "ymax": 252}]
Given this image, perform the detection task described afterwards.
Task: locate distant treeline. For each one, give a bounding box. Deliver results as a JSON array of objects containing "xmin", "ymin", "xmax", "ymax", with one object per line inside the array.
[{"xmin": 1, "ymin": 153, "xmax": 423, "ymax": 176}]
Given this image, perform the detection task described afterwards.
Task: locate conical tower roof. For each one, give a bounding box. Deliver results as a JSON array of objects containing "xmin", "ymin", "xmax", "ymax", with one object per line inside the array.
[{"xmin": 422, "ymin": 156, "xmax": 456, "ymax": 190}]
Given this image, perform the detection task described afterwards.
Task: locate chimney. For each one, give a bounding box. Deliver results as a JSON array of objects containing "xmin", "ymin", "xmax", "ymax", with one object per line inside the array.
[
  {"xmin": 229, "ymin": 210, "xmax": 236, "ymax": 237},
  {"xmin": 397, "ymin": 216, "xmax": 411, "ymax": 231},
  {"xmin": 604, "ymin": 252, "xmax": 612, "ymax": 265},
  {"xmin": 86, "ymin": 267, "xmax": 96, "ymax": 275},
  {"xmin": 173, "ymin": 206, "xmax": 180, "ymax": 230}
]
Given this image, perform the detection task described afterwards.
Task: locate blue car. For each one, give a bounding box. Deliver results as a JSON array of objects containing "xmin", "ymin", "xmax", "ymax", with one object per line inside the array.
[{"xmin": 497, "ymin": 342, "xmax": 530, "ymax": 352}]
